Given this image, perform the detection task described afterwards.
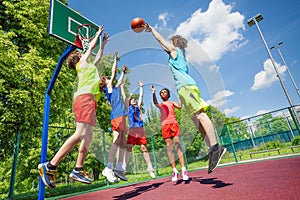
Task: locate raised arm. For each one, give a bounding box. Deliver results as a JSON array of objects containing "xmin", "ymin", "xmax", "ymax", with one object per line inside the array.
[
  {"xmin": 94, "ymin": 32, "xmax": 109, "ymax": 66},
  {"xmin": 173, "ymin": 97, "xmax": 182, "ymax": 109},
  {"xmin": 137, "ymin": 81, "xmax": 144, "ymax": 108},
  {"xmin": 143, "ymin": 23, "xmax": 177, "ymax": 58},
  {"xmin": 108, "ymin": 51, "xmax": 118, "ymax": 86},
  {"xmin": 151, "ymin": 85, "xmax": 159, "ymax": 108},
  {"xmin": 80, "ymin": 26, "xmax": 104, "ymax": 63},
  {"xmin": 115, "ymin": 65, "xmax": 128, "ymax": 88},
  {"xmin": 120, "ymin": 84, "xmax": 128, "ymax": 111}
]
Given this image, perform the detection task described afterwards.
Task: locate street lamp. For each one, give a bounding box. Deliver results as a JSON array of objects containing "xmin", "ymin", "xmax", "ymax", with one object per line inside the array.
[
  {"xmin": 270, "ymin": 42, "xmax": 300, "ymax": 98},
  {"xmin": 247, "ymin": 13, "xmax": 300, "ymax": 125}
]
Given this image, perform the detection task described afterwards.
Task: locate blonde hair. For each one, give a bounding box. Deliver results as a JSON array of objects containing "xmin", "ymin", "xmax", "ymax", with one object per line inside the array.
[{"xmin": 170, "ymin": 35, "xmax": 188, "ymax": 50}]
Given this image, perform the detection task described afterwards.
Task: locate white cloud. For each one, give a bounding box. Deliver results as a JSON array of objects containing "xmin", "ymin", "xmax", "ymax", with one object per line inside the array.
[
  {"xmin": 207, "ymin": 89, "xmax": 234, "ymax": 108},
  {"xmin": 251, "ymin": 58, "xmax": 286, "ymax": 91},
  {"xmin": 207, "ymin": 89, "xmax": 241, "ymax": 116},
  {"xmin": 256, "ymin": 109, "xmax": 270, "ymax": 115},
  {"xmin": 158, "ymin": 12, "xmax": 172, "ymax": 28},
  {"xmin": 175, "ymin": 0, "xmax": 245, "ymax": 63},
  {"xmin": 224, "ymin": 106, "xmax": 240, "ymax": 116}
]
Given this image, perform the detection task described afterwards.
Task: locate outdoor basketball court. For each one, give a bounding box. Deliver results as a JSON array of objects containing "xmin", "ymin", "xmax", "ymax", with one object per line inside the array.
[
  {"xmin": 47, "ymin": 155, "xmax": 300, "ymax": 200},
  {"xmin": 39, "ymin": 1, "xmax": 300, "ymax": 199}
]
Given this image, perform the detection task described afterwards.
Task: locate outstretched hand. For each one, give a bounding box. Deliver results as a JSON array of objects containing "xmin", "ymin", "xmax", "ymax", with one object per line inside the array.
[
  {"xmin": 142, "ymin": 22, "xmax": 152, "ymax": 32},
  {"xmin": 151, "ymin": 85, "xmax": 156, "ymax": 93},
  {"xmin": 138, "ymin": 81, "xmax": 144, "ymax": 87},
  {"xmin": 121, "ymin": 65, "xmax": 128, "ymax": 73},
  {"xmin": 97, "ymin": 26, "xmax": 104, "ymax": 35},
  {"xmin": 102, "ymin": 32, "xmax": 109, "ymax": 46},
  {"xmin": 114, "ymin": 50, "xmax": 120, "ymax": 61}
]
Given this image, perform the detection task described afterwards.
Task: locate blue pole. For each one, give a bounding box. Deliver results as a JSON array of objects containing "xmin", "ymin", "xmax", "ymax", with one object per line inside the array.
[{"xmin": 38, "ymin": 45, "xmax": 75, "ymax": 200}]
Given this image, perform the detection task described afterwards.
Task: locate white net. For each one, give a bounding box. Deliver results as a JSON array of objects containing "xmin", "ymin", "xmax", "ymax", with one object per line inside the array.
[{"xmin": 76, "ymin": 24, "xmax": 98, "ymax": 52}]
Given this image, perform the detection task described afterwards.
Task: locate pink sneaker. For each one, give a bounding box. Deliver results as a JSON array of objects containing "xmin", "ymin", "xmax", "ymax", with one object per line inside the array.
[
  {"xmin": 182, "ymin": 170, "xmax": 189, "ymax": 181},
  {"xmin": 171, "ymin": 171, "xmax": 178, "ymax": 182},
  {"xmin": 147, "ymin": 168, "xmax": 156, "ymax": 179}
]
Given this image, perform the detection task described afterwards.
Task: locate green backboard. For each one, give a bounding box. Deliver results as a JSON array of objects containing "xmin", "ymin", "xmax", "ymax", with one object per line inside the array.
[{"xmin": 48, "ymin": 0, "xmax": 99, "ymax": 46}]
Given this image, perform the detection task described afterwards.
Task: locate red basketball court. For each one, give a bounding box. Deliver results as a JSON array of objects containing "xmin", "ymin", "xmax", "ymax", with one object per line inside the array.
[{"xmin": 56, "ymin": 156, "xmax": 300, "ymax": 200}]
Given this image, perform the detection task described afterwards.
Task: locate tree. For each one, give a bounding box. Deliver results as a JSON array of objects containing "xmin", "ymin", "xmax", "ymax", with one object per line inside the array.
[{"xmin": 0, "ymin": 0, "xmax": 114, "ymax": 194}]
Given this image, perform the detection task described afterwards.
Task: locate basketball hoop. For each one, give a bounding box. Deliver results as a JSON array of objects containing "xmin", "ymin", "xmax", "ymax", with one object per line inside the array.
[{"xmin": 75, "ymin": 24, "xmax": 98, "ymax": 52}]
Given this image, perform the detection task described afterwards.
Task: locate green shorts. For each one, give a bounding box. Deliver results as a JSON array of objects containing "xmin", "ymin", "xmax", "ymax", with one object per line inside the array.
[{"xmin": 178, "ymin": 85, "xmax": 209, "ymax": 116}]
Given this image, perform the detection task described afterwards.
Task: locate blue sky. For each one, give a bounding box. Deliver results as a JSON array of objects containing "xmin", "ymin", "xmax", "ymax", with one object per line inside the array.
[{"xmin": 68, "ymin": 0, "xmax": 300, "ymax": 119}]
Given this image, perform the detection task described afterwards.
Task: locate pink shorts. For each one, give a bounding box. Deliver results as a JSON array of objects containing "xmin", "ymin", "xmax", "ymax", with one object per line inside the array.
[
  {"xmin": 162, "ymin": 123, "xmax": 181, "ymax": 139},
  {"xmin": 127, "ymin": 127, "xmax": 147, "ymax": 145},
  {"xmin": 111, "ymin": 116, "xmax": 127, "ymax": 132},
  {"xmin": 73, "ymin": 94, "xmax": 96, "ymax": 126}
]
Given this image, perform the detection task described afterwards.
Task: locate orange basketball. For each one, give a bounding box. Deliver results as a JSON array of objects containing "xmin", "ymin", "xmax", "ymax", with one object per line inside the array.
[{"xmin": 131, "ymin": 17, "xmax": 145, "ymax": 33}]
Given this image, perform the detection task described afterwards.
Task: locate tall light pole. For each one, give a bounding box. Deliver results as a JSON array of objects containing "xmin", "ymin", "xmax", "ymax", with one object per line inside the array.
[
  {"xmin": 247, "ymin": 13, "xmax": 300, "ymax": 125},
  {"xmin": 270, "ymin": 42, "xmax": 300, "ymax": 98}
]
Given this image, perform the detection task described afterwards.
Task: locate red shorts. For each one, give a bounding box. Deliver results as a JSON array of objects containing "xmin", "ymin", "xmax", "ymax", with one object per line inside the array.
[
  {"xmin": 162, "ymin": 123, "xmax": 180, "ymax": 139},
  {"xmin": 111, "ymin": 116, "xmax": 127, "ymax": 132},
  {"xmin": 73, "ymin": 94, "xmax": 96, "ymax": 126},
  {"xmin": 127, "ymin": 127, "xmax": 147, "ymax": 145}
]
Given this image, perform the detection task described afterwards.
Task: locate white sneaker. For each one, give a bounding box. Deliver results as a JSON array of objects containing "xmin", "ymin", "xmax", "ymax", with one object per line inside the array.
[
  {"xmin": 147, "ymin": 168, "xmax": 156, "ymax": 179},
  {"xmin": 182, "ymin": 170, "xmax": 189, "ymax": 181},
  {"xmin": 171, "ymin": 171, "xmax": 178, "ymax": 182},
  {"xmin": 102, "ymin": 167, "xmax": 118, "ymax": 183}
]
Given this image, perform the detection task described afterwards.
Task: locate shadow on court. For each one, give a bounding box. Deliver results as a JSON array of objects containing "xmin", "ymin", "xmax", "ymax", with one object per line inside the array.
[
  {"xmin": 112, "ymin": 182, "xmax": 164, "ymax": 200},
  {"xmin": 191, "ymin": 177, "xmax": 233, "ymax": 188},
  {"xmin": 61, "ymin": 156, "xmax": 300, "ymax": 200}
]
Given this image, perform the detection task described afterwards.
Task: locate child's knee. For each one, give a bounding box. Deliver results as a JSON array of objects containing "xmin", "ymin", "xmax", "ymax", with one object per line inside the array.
[
  {"xmin": 141, "ymin": 145, "xmax": 148, "ymax": 153},
  {"xmin": 81, "ymin": 135, "xmax": 92, "ymax": 150},
  {"xmin": 126, "ymin": 144, "xmax": 133, "ymax": 152},
  {"xmin": 166, "ymin": 143, "xmax": 173, "ymax": 152},
  {"xmin": 119, "ymin": 140, "xmax": 127, "ymax": 149}
]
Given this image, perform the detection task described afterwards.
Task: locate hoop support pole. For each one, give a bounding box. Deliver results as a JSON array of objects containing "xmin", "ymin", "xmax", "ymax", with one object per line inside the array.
[{"xmin": 38, "ymin": 45, "xmax": 75, "ymax": 200}]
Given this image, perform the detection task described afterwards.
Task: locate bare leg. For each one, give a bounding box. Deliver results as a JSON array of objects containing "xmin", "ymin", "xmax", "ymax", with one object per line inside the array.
[
  {"xmin": 164, "ymin": 138, "xmax": 176, "ymax": 168},
  {"xmin": 173, "ymin": 136, "xmax": 185, "ymax": 168},
  {"xmin": 141, "ymin": 145, "xmax": 151, "ymax": 164},
  {"xmin": 123, "ymin": 144, "xmax": 133, "ymax": 170},
  {"xmin": 192, "ymin": 110, "xmax": 217, "ymax": 148},
  {"xmin": 107, "ymin": 130, "xmax": 121, "ymax": 165},
  {"xmin": 50, "ymin": 122, "xmax": 87, "ymax": 166},
  {"xmin": 141, "ymin": 145, "xmax": 155, "ymax": 178},
  {"xmin": 76, "ymin": 124, "xmax": 93, "ymax": 168},
  {"xmin": 117, "ymin": 131, "xmax": 127, "ymax": 164}
]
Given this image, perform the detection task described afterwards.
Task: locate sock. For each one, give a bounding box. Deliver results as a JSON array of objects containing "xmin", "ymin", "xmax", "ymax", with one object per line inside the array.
[
  {"xmin": 107, "ymin": 162, "xmax": 114, "ymax": 169},
  {"xmin": 116, "ymin": 162, "xmax": 123, "ymax": 170},
  {"xmin": 209, "ymin": 143, "xmax": 219, "ymax": 153},
  {"xmin": 147, "ymin": 162, "xmax": 153, "ymax": 170},
  {"xmin": 75, "ymin": 167, "xmax": 83, "ymax": 172},
  {"xmin": 181, "ymin": 167, "xmax": 186, "ymax": 172},
  {"xmin": 122, "ymin": 163, "xmax": 126, "ymax": 171},
  {"xmin": 173, "ymin": 167, "xmax": 178, "ymax": 173},
  {"xmin": 47, "ymin": 162, "xmax": 57, "ymax": 170}
]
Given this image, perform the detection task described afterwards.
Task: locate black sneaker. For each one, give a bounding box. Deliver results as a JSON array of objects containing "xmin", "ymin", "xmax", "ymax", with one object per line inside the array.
[
  {"xmin": 208, "ymin": 144, "xmax": 226, "ymax": 174},
  {"xmin": 114, "ymin": 168, "xmax": 128, "ymax": 181}
]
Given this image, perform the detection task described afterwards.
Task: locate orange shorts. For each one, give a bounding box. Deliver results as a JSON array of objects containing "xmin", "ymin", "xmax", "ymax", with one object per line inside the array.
[
  {"xmin": 111, "ymin": 116, "xmax": 127, "ymax": 132},
  {"xmin": 127, "ymin": 127, "xmax": 147, "ymax": 145},
  {"xmin": 162, "ymin": 123, "xmax": 180, "ymax": 139},
  {"xmin": 73, "ymin": 94, "xmax": 96, "ymax": 126}
]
